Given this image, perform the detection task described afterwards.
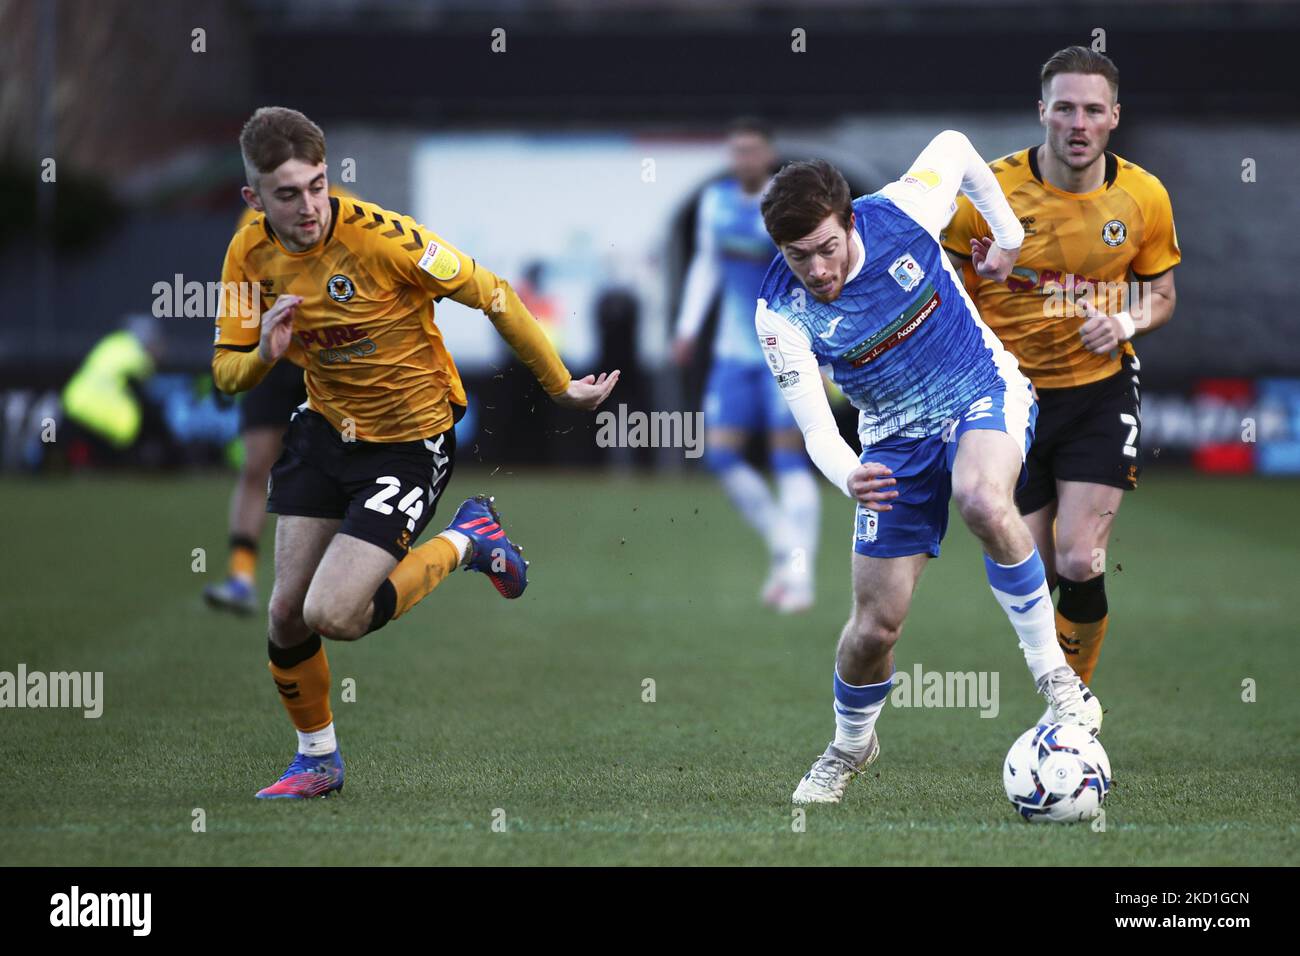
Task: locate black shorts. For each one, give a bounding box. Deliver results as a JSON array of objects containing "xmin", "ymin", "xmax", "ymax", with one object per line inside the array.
[
  {"xmin": 1017, "ymin": 354, "xmax": 1142, "ymax": 515},
  {"xmin": 266, "ymin": 408, "xmax": 457, "ymax": 560},
  {"xmin": 239, "ymin": 360, "xmax": 308, "ymax": 433}
]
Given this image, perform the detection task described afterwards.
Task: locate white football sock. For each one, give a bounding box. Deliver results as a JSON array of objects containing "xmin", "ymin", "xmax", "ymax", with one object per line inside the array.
[
  {"xmin": 776, "ymin": 467, "xmax": 820, "ymax": 584},
  {"xmin": 297, "ymin": 721, "xmax": 337, "ymax": 757},
  {"xmin": 717, "ymin": 464, "xmax": 779, "ymax": 552},
  {"xmin": 984, "ymin": 549, "xmax": 1067, "ymax": 682},
  {"xmin": 832, "ymin": 668, "xmax": 892, "ymax": 759},
  {"xmin": 437, "ymin": 529, "xmax": 471, "ymax": 565}
]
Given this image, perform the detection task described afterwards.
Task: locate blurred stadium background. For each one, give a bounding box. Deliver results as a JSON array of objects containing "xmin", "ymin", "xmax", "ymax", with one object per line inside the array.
[
  {"xmin": 1, "ymin": 0, "xmax": 1297, "ymax": 866},
  {"xmin": 3, "ymin": 0, "xmax": 1300, "ymax": 475}
]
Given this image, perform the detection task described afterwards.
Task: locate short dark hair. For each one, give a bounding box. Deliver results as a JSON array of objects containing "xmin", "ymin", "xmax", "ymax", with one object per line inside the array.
[
  {"xmin": 727, "ymin": 116, "xmax": 772, "ymax": 141},
  {"xmin": 240, "ymin": 106, "xmax": 327, "ymax": 187},
  {"xmin": 760, "ymin": 159, "xmax": 852, "ymax": 246},
  {"xmin": 1040, "ymin": 46, "xmax": 1119, "ymax": 102}
]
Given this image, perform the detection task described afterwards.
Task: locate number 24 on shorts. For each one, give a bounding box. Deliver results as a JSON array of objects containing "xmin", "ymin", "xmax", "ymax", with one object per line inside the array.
[{"xmin": 363, "ymin": 476, "xmax": 425, "ymax": 531}]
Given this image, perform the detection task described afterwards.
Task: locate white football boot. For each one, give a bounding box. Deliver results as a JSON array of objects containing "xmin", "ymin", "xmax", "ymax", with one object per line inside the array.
[
  {"xmin": 760, "ymin": 562, "xmax": 785, "ymax": 608},
  {"xmin": 765, "ymin": 555, "xmax": 813, "ymax": 614},
  {"xmin": 776, "ymin": 573, "xmax": 814, "ymax": 614},
  {"xmin": 791, "ymin": 735, "xmax": 879, "ymax": 805},
  {"xmin": 1036, "ymin": 666, "xmax": 1103, "ymax": 735}
]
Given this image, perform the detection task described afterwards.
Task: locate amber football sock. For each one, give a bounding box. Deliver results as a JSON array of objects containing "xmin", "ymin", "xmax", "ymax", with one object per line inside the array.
[
  {"xmin": 229, "ymin": 534, "xmax": 258, "ymax": 583},
  {"xmin": 368, "ymin": 533, "xmax": 467, "ymax": 632},
  {"xmin": 1055, "ymin": 574, "xmax": 1110, "ymax": 685},
  {"xmin": 267, "ymin": 634, "xmax": 332, "ymax": 733}
]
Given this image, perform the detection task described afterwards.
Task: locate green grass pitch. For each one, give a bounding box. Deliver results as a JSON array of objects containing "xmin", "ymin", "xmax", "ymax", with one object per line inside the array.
[{"xmin": 0, "ymin": 470, "xmax": 1296, "ymax": 865}]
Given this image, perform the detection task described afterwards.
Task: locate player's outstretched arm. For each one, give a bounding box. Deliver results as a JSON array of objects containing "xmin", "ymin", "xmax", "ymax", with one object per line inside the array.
[
  {"xmin": 458, "ymin": 268, "xmax": 618, "ymax": 410},
  {"xmin": 880, "ymin": 129, "xmax": 1023, "ymax": 281},
  {"xmin": 379, "ymin": 211, "xmax": 619, "ymax": 412}
]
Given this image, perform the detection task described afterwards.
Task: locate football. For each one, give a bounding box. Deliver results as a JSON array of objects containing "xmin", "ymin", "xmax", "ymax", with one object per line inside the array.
[{"xmin": 1003, "ymin": 723, "xmax": 1111, "ymax": 823}]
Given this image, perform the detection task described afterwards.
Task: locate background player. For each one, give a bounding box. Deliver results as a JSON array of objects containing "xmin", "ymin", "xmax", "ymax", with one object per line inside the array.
[
  {"xmin": 214, "ymin": 107, "xmax": 618, "ymax": 799},
  {"xmin": 941, "ymin": 47, "xmax": 1179, "ymax": 716},
  {"xmin": 672, "ymin": 119, "xmax": 820, "ymax": 613},
  {"xmin": 755, "ymin": 131, "xmax": 1102, "ymax": 805}
]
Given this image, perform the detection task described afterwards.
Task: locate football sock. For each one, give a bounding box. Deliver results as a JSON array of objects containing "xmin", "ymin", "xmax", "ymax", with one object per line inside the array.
[
  {"xmin": 832, "ymin": 667, "xmax": 893, "ymax": 760},
  {"xmin": 368, "ymin": 533, "xmax": 464, "ymax": 632},
  {"xmin": 297, "ymin": 722, "xmax": 337, "ymax": 757},
  {"xmin": 773, "ymin": 453, "xmax": 819, "ymax": 583},
  {"xmin": 267, "ymin": 634, "xmax": 332, "ymax": 734},
  {"xmin": 1056, "ymin": 574, "xmax": 1109, "ymax": 684},
  {"xmin": 709, "ymin": 448, "xmax": 780, "ymax": 553},
  {"xmin": 229, "ymin": 534, "xmax": 258, "ymax": 584},
  {"xmin": 984, "ymin": 548, "xmax": 1066, "ymax": 683}
]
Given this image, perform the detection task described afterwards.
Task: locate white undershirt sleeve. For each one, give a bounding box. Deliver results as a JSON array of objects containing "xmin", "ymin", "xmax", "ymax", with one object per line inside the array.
[
  {"xmin": 878, "ymin": 129, "xmax": 1024, "ymax": 249},
  {"xmin": 674, "ymin": 187, "xmax": 722, "ymax": 342},
  {"xmin": 755, "ymin": 301, "xmax": 861, "ymax": 497}
]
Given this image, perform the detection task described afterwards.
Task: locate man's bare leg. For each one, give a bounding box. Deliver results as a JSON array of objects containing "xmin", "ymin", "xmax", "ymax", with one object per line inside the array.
[
  {"xmin": 1050, "ymin": 479, "xmax": 1124, "ymax": 684},
  {"xmin": 951, "ymin": 430, "xmax": 1100, "ymax": 730},
  {"xmin": 792, "ymin": 552, "xmax": 928, "ymax": 804},
  {"xmin": 302, "ymin": 534, "xmax": 399, "ymax": 641},
  {"xmin": 1021, "ymin": 501, "xmax": 1058, "ymax": 592}
]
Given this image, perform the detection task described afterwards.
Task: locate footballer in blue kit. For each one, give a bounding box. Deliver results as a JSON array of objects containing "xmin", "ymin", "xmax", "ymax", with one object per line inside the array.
[
  {"xmin": 673, "ymin": 120, "xmax": 820, "ymax": 612},
  {"xmin": 754, "ymin": 130, "xmax": 1103, "ymax": 804}
]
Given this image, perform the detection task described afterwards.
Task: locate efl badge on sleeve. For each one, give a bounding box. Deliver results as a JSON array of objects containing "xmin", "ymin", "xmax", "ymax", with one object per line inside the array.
[
  {"xmin": 418, "ymin": 241, "xmax": 462, "ymax": 281},
  {"xmin": 899, "ymin": 168, "xmax": 941, "ymax": 192},
  {"xmin": 761, "ymin": 334, "xmax": 784, "ymax": 373},
  {"xmin": 889, "ymin": 253, "xmax": 925, "ymax": 292}
]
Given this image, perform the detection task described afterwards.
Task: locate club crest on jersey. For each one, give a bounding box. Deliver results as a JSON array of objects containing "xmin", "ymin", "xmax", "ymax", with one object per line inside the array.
[
  {"xmin": 327, "ymin": 274, "xmax": 355, "ymax": 302},
  {"xmin": 1102, "ymin": 219, "xmax": 1127, "ymax": 247},
  {"xmin": 889, "ymin": 253, "xmax": 924, "ymax": 292},
  {"xmin": 418, "ymin": 241, "xmax": 461, "ymax": 281}
]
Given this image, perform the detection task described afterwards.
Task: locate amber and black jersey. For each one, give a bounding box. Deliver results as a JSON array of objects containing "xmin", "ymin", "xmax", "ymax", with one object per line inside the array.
[
  {"xmin": 941, "ymin": 148, "xmax": 1180, "ymax": 389},
  {"xmin": 214, "ymin": 196, "xmax": 571, "ymax": 442}
]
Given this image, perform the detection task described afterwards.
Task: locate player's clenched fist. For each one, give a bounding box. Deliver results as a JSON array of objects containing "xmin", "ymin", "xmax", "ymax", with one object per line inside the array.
[
  {"xmin": 970, "ymin": 236, "xmax": 1020, "ymax": 283},
  {"xmin": 258, "ymin": 294, "xmax": 302, "ymax": 364},
  {"xmin": 1075, "ymin": 297, "xmax": 1131, "ymax": 356},
  {"xmin": 847, "ymin": 461, "xmax": 899, "ymax": 511},
  {"xmin": 553, "ymin": 369, "xmax": 620, "ymax": 411}
]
